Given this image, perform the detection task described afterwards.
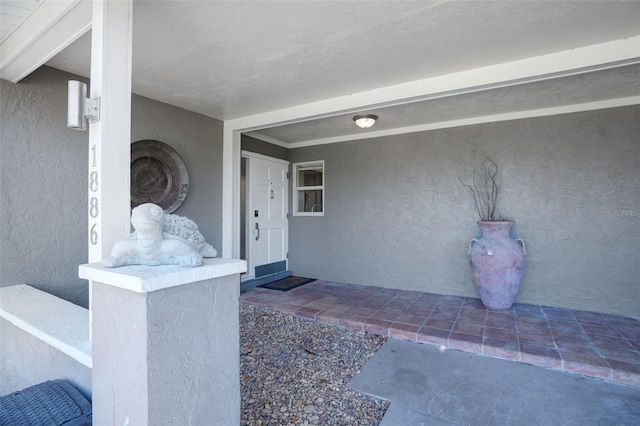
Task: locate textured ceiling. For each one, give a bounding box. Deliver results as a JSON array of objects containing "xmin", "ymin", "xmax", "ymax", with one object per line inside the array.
[{"xmin": 15, "ymin": 0, "xmax": 640, "ymax": 144}]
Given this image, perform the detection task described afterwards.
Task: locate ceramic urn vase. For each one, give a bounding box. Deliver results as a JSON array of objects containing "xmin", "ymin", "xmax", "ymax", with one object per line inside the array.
[{"xmin": 468, "ymin": 221, "xmax": 526, "ymax": 310}]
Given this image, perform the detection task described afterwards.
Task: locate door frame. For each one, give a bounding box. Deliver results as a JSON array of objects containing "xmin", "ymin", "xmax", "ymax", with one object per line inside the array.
[{"xmin": 241, "ymin": 150, "xmax": 289, "ymax": 282}]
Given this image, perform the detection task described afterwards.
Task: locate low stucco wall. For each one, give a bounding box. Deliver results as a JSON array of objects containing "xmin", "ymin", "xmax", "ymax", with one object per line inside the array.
[
  {"xmin": 289, "ymin": 106, "xmax": 640, "ymax": 318},
  {"xmin": 0, "ymin": 318, "xmax": 92, "ymax": 398},
  {"xmin": 0, "ymin": 285, "xmax": 92, "ymax": 398}
]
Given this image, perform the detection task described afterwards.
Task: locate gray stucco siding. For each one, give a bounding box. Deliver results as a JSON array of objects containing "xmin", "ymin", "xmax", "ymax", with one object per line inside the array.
[
  {"xmin": 0, "ymin": 66, "xmax": 224, "ymax": 308},
  {"xmin": 289, "ymin": 106, "xmax": 640, "ymax": 318}
]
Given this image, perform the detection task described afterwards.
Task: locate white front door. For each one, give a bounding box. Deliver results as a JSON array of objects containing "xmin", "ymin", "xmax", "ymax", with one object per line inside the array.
[{"xmin": 246, "ymin": 154, "xmax": 289, "ymax": 278}]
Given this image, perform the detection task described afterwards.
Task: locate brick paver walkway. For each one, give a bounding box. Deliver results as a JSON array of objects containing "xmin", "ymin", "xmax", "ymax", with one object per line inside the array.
[{"xmin": 241, "ymin": 280, "xmax": 640, "ymax": 388}]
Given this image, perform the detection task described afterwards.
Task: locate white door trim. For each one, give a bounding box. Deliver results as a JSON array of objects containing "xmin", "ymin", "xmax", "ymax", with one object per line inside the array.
[{"xmin": 241, "ymin": 150, "xmax": 289, "ymax": 165}]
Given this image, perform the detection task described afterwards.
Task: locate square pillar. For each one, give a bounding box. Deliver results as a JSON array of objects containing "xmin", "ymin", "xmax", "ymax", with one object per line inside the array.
[{"xmin": 79, "ymin": 258, "xmax": 246, "ymax": 425}]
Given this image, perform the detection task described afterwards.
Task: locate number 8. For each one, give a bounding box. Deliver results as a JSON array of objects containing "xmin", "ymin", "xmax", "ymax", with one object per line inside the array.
[
  {"xmin": 90, "ymin": 197, "xmax": 99, "ymax": 218},
  {"xmin": 89, "ymin": 171, "xmax": 99, "ymax": 193}
]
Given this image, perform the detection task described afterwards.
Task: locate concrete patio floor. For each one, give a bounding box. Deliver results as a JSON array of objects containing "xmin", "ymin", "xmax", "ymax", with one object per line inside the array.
[
  {"xmin": 348, "ymin": 338, "xmax": 640, "ymax": 425},
  {"xmin": 240, "ymin": 280, "xmax": 640, "ymax": 388}
]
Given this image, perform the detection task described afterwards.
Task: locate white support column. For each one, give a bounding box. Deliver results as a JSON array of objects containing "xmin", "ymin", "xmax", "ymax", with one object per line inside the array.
[
  {"xmin": 80, "ymin": 259, "xmax": 246, "ymax": 425},
  {"xmin": 222, "ymin": 125, "xmax": 242, "ymax": 259},
  {"xmin": 87, "ymin": 0, "xmax": 133, "ymax": 262}
]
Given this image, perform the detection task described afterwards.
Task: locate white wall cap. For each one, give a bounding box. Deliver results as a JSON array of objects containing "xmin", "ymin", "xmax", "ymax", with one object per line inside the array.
[
  {"xmin": 0, "ymin": 284, "xmax": 92, "ymax": 368},
  {"xmin": 78, "ymin": 258, "xmax": 247, "ymax": 293}
]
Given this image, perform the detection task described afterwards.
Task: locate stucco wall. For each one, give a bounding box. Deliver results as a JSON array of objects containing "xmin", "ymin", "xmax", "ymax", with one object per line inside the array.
[
  {"xmin": 131, "ymin": 94, "xmax": 223, "ymax": 250},
  {"xmin": 0, "ymin": 318, "xmax": 92, "ymax": 398},
  {"xmin": 1, "ymin": 67, "xmax": 89, "ymax": 307},
  {"xmin": 0, "ymin": 66, "xmax": 223, "ymax": 308},
  {"xmin": 289, "ymin": 106, "xmax": 640, "ymax": 318}
]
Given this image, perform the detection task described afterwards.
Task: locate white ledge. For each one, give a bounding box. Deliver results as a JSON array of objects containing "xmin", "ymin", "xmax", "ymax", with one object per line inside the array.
[
  {"xmin": 0, "ymin": 284, "xmax": 92, "ymax": 368},
  {"xmin": 78, "ymin": 258, "xmax": 247, "ymax": 293}
]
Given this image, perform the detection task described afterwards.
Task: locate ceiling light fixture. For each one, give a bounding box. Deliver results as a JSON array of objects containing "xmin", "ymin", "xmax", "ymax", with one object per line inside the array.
[{"xmin": 353, "ymin": 114, "xmax": 378, "ymax": 129}]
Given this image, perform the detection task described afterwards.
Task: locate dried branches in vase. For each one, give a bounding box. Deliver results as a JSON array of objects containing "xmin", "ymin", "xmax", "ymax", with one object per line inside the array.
[{"xmin": 459, "ymin": 151, "xmax": 505, "ymax": 222}]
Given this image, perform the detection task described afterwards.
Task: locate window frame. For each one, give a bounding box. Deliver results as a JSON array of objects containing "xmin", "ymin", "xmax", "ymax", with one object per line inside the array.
[{"xmin": 292, "ymin": 160, "xmax": 324, "ymax": 216}]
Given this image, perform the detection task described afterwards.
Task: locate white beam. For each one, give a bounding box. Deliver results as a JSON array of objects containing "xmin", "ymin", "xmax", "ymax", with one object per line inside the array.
[
  {"xmin": 289, "ymin": 96, "xmax": 640, "ymax": 148},
  {"xmin": 224, "ymin": 37, "xmax": 640, "ymax": 132},
  {"xmin": 87, "ymin": 0, "xmax": 132, "ymax": 263},
  {"xmin": 0, "ymin": 0, "xmax": 91, "ymax": 83}
]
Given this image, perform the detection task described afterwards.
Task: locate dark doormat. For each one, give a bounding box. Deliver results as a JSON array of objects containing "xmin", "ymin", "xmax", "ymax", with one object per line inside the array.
[{"xmin": 259, "ymin": 276, "xmax": 315, "ymax": 291}]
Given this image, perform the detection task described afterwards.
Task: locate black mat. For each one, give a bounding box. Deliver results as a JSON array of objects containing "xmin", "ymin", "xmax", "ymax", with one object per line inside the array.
[{"xmin": 259, "ymin": 276, "xmax": 315, "ymax": 291}]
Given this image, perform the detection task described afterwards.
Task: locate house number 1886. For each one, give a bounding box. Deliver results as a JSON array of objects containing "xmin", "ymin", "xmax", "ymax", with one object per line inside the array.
[{"xmin": 89, "ymin": 147, "xmax": 99, "ymax": 246}]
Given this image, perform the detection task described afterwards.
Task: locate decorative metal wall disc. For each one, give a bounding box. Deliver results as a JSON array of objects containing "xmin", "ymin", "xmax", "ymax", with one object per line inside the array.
[{"xmin": 130, "ymin": 140, "xmax": 189, "ymax": 213}]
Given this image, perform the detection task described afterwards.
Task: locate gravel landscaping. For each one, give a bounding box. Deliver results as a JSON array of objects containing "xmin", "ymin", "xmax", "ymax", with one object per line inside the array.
[{"xmin": 240, "ymin": 306, "xmax": 389, "ymax": 425}]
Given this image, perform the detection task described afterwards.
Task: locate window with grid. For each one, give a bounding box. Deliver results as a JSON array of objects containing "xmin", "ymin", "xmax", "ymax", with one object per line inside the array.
[{"xmin": 293, "ymin": 161, "xmax": 324, "ymax": 216}]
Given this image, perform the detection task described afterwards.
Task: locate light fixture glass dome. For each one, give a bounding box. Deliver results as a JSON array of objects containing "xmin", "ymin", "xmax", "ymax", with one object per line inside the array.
[{"xmin": 353, "ymin": 114, "xmax": 378, "ymax": 129}]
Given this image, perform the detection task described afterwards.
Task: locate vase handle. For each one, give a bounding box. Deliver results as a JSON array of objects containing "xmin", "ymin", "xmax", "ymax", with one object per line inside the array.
[
  {"xmin": 468, "ymin": 238, "xmax": 478, "ymax": 255},
  {"xmin": 516, "ymin": 238, "xmax": 527, "ymax": 255}
]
